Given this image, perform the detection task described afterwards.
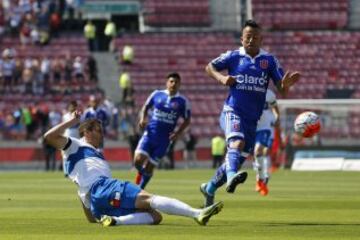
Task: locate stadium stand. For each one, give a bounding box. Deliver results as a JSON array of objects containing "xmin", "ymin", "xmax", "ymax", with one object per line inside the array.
[
  {"xmin": 253, "ymin": 0, "xmax": 349, "ymax": 30},
  {"xmin": 143, "ymin": 0, "xmax": 211, "ymax": 27}
]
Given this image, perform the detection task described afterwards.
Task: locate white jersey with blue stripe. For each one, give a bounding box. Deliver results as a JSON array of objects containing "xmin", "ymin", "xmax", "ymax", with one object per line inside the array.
[
  {"xmin": 257, "ymin": 89, "xmax": 277, "ymax": 131},
  {"xmin": 144, "ymin": 90, "xmax": 191, "ymax": 139},
  {"xmin": 211, "ymin": 47, "xmax": 284, "ymax": 121},
  {"xmin": 62, "ymin": 137, "xmax": 111, "ymax": 207}
]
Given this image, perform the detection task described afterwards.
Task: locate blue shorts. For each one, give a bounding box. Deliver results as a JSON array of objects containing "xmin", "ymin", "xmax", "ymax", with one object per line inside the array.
[
  {"xmin": 136, "ymin": 132, "xmax": 170, "ymax": 166},
  {"xmin": 90, "ymin": 177, "xmax": 142, "ymax": 220},
  {"xmin": 220, "ymin": 110, "xmax": 257, "ymax": 154},
  {"xmin": 255, "ymin": 129, "xmax": 273, "ymax": 148}
]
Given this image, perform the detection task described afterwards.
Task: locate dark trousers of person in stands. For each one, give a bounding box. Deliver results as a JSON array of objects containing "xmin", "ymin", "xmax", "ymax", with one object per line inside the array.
[
  {"xmin": 212, "ymin": 155, "xmax": 223, "ymax": 169},
  {"xmin": 44, "ymin": 144, "xmax": 57, "ymax": 171}
]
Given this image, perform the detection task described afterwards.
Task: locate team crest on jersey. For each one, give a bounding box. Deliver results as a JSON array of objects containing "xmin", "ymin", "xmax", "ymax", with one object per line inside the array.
[
  {"xmin": 170, "ymin": 101, "xmax": 179, "ymax": 109},
  {"xmin": 259, "ymin": 60, "xmax": 268, "ymax": 69},
  {"xmin": 109, "ymin": 192, "xmax": 121, "ymax": 207},
  {"xmin": 233, "ymin": 122, "xmax": 240, "ymax": 131}
]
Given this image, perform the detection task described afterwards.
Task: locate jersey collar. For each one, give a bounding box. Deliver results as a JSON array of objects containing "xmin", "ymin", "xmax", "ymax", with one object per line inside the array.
[
  {"xmin": 239, "ymin": 47, "xmax": 267, "ymax": 60},
  {"xmin": 164, "ymin": 89, "xmax": 180, "ymax": 98}
]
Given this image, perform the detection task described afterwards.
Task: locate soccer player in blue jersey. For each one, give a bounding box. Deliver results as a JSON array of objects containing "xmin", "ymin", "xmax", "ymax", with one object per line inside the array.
[
  {"xmin": 43, "ymin": 111, "xmax": 223, "ymax": 226},
  {"xmin": 200, "ymin": 20, "xmax": 300, "ymax": 206},
  {"xmin": 134, "ymin": 72, "xmax": 191, "ymax": 189},
  {"xmin": 81, "ymin": 95, "xmax": 110, "ymax": 133}
]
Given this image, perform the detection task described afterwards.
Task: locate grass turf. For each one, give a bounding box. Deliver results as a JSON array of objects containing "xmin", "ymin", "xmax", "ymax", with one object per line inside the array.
[{"xmin": 1, "ymin": 169, "xmax": 360, "ymax": 240}]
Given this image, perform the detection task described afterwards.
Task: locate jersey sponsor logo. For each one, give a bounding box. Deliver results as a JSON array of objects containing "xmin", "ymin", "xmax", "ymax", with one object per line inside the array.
[
  {"xmin": 235, "ymin": 72, "xmax": 268, "ymax": 86},
  {"xmin": 153, "ymin": 108, "xmax": 177, "ymax": 124},
  {"xmin": 259, "ymin": 59, "xmax": 268, "ymax": 69},
  {"xmin": 234, "ymin": 72, "xmax": 268, "ymax": 93}
]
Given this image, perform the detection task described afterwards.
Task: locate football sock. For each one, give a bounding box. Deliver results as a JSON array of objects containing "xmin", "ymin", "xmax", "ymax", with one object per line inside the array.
[
  {"xmin": 150, "ymin": 195, "xmax": 200, "ymax": 218},
  {"xmin": 262, "ymin": 156, "xmax": 270, "ymax": 180},
  {"xmin": 135, "ymin": 165, "xmax": 145, "ymax": 175},
  {"xmin": 140, "ymin": 172, "xmax": 152, "ymax": 189},
  {"xmin": 254, "ymin": 155, "xmax": 263, "ymax": 179},
  {"xmin": 225, "ymin": 149, "xmax": 241, "ymax": 185},
  {"xmin": 112, "ymin": 212, "xmax": 154, "ymax": 225},
  {"xmin": 207, "ymin": 163, "xmax": 226, "ymax": 190},
  {"xmin": 256, "ymin": 155, "xmax": 270, "ymax": 181},
  {"xmin": 206, "ymin": 182, "xmax": 217, "ymax": 196}
]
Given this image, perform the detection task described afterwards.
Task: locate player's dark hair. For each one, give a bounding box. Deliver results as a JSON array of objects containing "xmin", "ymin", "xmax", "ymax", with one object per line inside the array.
[
  {"xmin": 166, "ymin": 72, "xmax": 181, "ymax": 81},
  {"xmin": 243, "ymin": 19, "xmax": 261, "ymax": 30},
  {"xmin": 79, "ymin": 119, "xmax": 102, "ymax": 137}
]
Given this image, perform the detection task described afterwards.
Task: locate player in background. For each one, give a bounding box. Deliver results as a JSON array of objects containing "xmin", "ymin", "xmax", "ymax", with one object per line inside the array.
[
  {"xmin": 81, "ymin": 94, "xmax": 110, "ymax": 134},
  {"xmin": 200, "ymin": 19, "xmax": 300, "ymax": 207},
  {"xmin": 134, "ymin": 72, "xmax": 191, "ymax": 189},
  {"xmin": 253, "ymin": 89, "xmax": 281, "ymax": 196},
  {"xmin": 81, "ymin": 94, "xmax": 110, "ymax": 149},
  {"xmin": 43, "ymin": 111, "xmax": 223, "ymax": 226}
]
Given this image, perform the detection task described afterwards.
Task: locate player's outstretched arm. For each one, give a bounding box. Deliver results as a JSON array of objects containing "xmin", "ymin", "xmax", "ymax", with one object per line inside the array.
[
  {"xmin": 276, "ymin": 71, "xmax": 301, "ymax": 97},
  {"xmin": 44, "ymin": 110, "xmax": 81, "ymax": 150},
  {"xmin": 205, "ymin": 63, "xmax": 236, "ymax": 86}
]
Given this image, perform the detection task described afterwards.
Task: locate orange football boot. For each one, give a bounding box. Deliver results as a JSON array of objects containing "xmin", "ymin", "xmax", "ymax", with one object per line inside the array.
[
  {"xmin": 135, "ymin": 172, "xmax": 142, "ymax": 185},
  {"xmin": 255, "ymin": 180, "xmax": 262, "ymax": 192},
  {"xmin": 259, "ymin": 182, "xmax": 269, "ymax": 196}
]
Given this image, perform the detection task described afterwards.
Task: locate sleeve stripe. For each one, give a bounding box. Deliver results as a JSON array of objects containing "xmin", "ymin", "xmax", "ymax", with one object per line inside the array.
[{"xmin": 63, "ymin": 138, "xmax": 72, "ymax": 151}]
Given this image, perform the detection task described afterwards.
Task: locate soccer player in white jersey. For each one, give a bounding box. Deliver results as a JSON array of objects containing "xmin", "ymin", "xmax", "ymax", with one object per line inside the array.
[
  {"xmin": 253, "ymin": 89, "xmax": 280, "ymax": 196},
  {"xmin": 44, "ymin": 111, "xmax": 223, "ymax": 226},
  {"xmin": 134, "ymin": 72, "xmax": 191, "ymax": 189},
  {"xmin": 200, "ymin": 20, "xmax": 300, "ymax": 207}
]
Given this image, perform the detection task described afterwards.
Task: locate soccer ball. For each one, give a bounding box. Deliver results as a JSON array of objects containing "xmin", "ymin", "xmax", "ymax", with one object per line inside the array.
[{"xmin": 294, "ymin": 111, "xmax": 321, "ymax": 138}]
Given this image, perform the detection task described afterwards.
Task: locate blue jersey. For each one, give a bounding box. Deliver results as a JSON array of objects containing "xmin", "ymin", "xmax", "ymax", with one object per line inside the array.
[
  {"xmin": 211, "ymin": 47, "xmax": 284, "ymax": 121},
  {"xmin": 81, "ymin": 106, "xmax": 110, "ymax": 129},
  {"xmin": 144, "ymin": 90, "xmax": 191, "ymax": 140}
]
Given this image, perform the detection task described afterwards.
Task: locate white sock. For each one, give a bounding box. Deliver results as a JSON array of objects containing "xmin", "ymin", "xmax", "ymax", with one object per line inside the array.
[
  {"xmin": 150, "ymin": 195, "xmax": 201, "ymax": 218},
  {"xmin": 262, "ymin": 156, "xmax": 270, "ymax": 180},
  {"xmin": 254, "ymin": 156, "xmax": 263, "ymax": 179},
  {"xmin": 112, "ymin": 212, "xmax": 154, "ymax": 225}
]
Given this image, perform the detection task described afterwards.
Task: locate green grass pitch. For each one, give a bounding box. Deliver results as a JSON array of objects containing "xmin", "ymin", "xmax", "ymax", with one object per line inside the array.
[{"xmin": 1, "ymin": 169, "xmax": 360, "ymax": 240}]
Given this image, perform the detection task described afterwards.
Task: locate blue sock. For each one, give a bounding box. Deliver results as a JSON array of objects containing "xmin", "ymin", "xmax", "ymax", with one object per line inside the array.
[
  {"xmin": 205, "ymin": 182, "xmax": 217, "ymax": 196},
  {"xmin": 225, "ymin": 149, "xmax": 241, "ymax": 185},
  {"xmin": 135, "ymin": 165, "xmax": 145, "ymax": 175},
  {"xmin": 207, "ymin": 163, "xmax": 227, "ymax": 195},
  {"xmin": 140, "ymin": 172, "xmax": 152, "ymax": 189}
]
